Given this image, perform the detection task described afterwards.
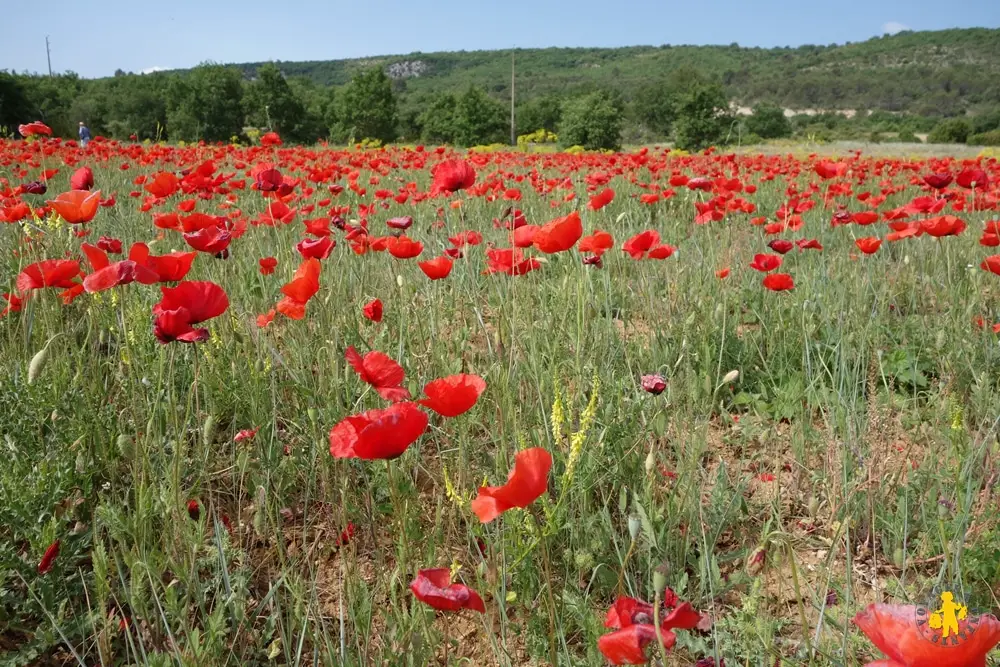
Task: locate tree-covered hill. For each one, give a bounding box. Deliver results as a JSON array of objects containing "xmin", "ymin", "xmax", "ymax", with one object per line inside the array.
[{"xmin": 226, "ymin": 28, "xmax": 1000, "ymax": 115}]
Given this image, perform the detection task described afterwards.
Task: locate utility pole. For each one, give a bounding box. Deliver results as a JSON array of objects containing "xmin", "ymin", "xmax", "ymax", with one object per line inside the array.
[
  {"xmin": 510, "ymin": 50, "xmax": 516, "ymax": 145},
  {"xmin": 45, "ymin": 36, "xmax": 52, "ymax": 76}
]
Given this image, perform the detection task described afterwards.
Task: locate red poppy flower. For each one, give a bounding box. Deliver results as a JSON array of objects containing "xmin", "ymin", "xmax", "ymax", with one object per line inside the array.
[
  {"xmin": 814, "ymin": 161, "xmax": 845, "ymax": 179},
  {"xmin": 768, "ymin": 240, "xmax": 794, "ymax": 254},
  {"xmin": 648, "ymin": 244, "xmax": 676, "ymax": 260},
  {"xmin": 363, "ymin": 298, "xmax": 383, "ymax": 323},
  {"xmin": 797, "ymin": 238, "xmax": 823, "ymax": 251},
  {"xmin": 387, "ymin": 216, "xmax": 413, "ymax": 231},
  {"xmin": 853, "ymin": 603, "xmax": 1000, "ymax": 667},
  {"xmin": 856, "ymin": 237, "xmax": 882, "ymax": 255},
  {"xmin": 22, "ymin": 180, "xmax": 47, "ymax": 195},
  {"xmin": 749, "ymin": 254, "xmax": 782, "ymax": 272},
  {"xmin": 956, "ymin": 168, "xmax": 989, "ymax": 189},
  {"xmin": 70, "ymin": 167, "xmax": 94, "ymax": 191},
  {"xmin": 260, "ymin": 131, "xmax": 282, "ymax": 147},
  {"xmin": 145, "ymin": 172, "xmax": 180, "ymax": 198},
  {"xmin": 622, "ymin": 230, "xmax": 660, "ymax": 259},
  {"xmin": 259, "ymin": 257, "xmax": 278, "ymax": 275},
  {"xmin": 38, "ymin": 540, "xmax": 60, "ymax": 574},
  {"xmin": 1, "ymin": 292, "xmax": 25, "ymax": 318},
  {"xmin": 152, "ymin": 281, "xmax": 229, "ymax": 344},
  {"xmin": 716, "ymin": 268, "xmax": 730, "ymax": 279},
  {"xmin": 418, "ymin": 374, "xmax": 486, "ymax": 417},
  {"xmin": 484, "ymin": 248, "xmax": 541, "ymax": 276},
  {"xmin": 588, "ymin": 188, "xmax": 615, "ymax": 211},
  {"xmin": 763, "ymin": 273, "xmax": 794, "ymax": 291},
  {"xmin": 598, "ymin": 596, "xmax": 701, "ymax": 665},
  {"xmin": 234, "ymin": 428, "xmax": 259, "ymax": 443},
  {"xmin": 256, "ymin": 310, "xmax": 276, "ymax": 328},
  {"xmin": 449, "ymin": 230, "xmax": 483, "ymax": 247},
  {"xmin": 296, "ymin": 237, "xmax": 335, "ymax": 260},
  {"xmin": 430, "ymin": 159, "xmax": 476, "ymax": 196},
  {"xmin": 410, "ymin": 568, "xmax": 485, "ymax": 613},
  {"xmin": 187, "ymin": 499, "xmax": 201, "ymax": 521},
  {"xmin": 852, "ymin": 211, "xmax": 880, "ymax": 226},
  {"xmin": 97, "ymin": 236, "xmax": 123, "ymax": 254},
  {"xmin": 345, "ymin": 346, "xmax": 411, "ymax": 402},
  {"xmin": 598, "ymin": 624, "xmax": 667, "ymax": 664},
  {"xmin": 921, "ymin": 216, "xmax": 967, "ymax": 238},
  {"xmin": 387, "ymin": 236, "xmax": 424, "ymax": 259},
  {"xmin": 128, "ymin": 243, "xmax": 196, "ymax": 283},
  {"xmin": 641, "ymin": 374, "xmax": 666, "ymax": 395},
  {"xmin": 471, "ymin": 447, "xmax": 552, "ymax": 523},
  {"xmin": 418, "ymin": 256, "xmax": 453, "ymax": 280},
  {"xmin": 512, "ymin": 224, "xmax": 539, "ymax": 248},
  {"xmin": 304, "ymin": 217, "xmax": 331, "ymax": 237},
  {"xmin": 277, "ymin": 259, "xmax": 321, "ymax": 320},
  {"xmin": 48, "ymin": 190, "xmax": 101, "ymax": 224},
  {"xmin": 80, "ymin": 243, "xmax": 156, "ymax": 293},
  {"xmin": 329, "ymin": 402, "xmax": 428, "ymax": 459},
  {"xmin": 19, "ymin": 121, "xmax": 52, "ymax": 137},
  {"xmin": 982, "ymin": 255, "xmax": 1000, "ymax": 276},
  {"xmin": 923, "ymin": 172, "xmax": 953, "ymax": 189},
  {"xmin": 16, "ymin": 259, "xmax": 81, "ymax": 292},
  {"xmin": 533, "ymin": 211, "xmax": 583, "ymax": 254},
  {"xmin": 183, "ymin": 225, "xmax": 232, "ymax": 254},
  {"xmin": 255, "ymin": 168, "xmax": 283, "ymax": 191},
  {"xmin": 578, "ymin": 230, "xmax": 615, "ymax": 256}
]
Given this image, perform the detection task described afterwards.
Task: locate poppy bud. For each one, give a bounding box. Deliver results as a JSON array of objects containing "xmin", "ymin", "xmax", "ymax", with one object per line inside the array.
[
  {"xmin": 187, "ymin": 499, "xmax": 200, "ymax": 521},
  {"xmin": 28, "ymin": 338, "xmax": 55, "ymax": 385},
  {"xmin": 202, "ymin": 415, "xmax": 217, "ymax": 447},
  {"xmin": 807, "ymin": 496, "xmax": 819, "ymax": 518},
  {"xmin": 645, "ymin": 450, "xmax": 656, "ymax": 474},
  {"xmin": 628, "ymin": 515, "xmax": 641, "ymax": 541},
  {"xmin": 892, "ymin": 547, "xmax": 905, "ymax": 568},
  {"xmin": 653, "ymin": 562, "xmax": 669, "ymax": 594},
  {"xmin": 745, "ymin": 545, "xmax": 767, "ymax": 576},
  {"xmin": 721, "ymin": 370, "xmax": 740, "ymax": 385}
]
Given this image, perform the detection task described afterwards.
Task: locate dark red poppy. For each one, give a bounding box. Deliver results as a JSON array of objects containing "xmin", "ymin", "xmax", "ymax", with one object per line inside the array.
[
  {"xmin": 187, "ymin": 500, "xmax": 201, "ymax": 521},
  {"xmin": 923, "ymin": 172, "xmax": 953, "ymax": 189},
  {"xmin": 363, "ymin": 298, "xmax": 383, "ymax": 323},
  {"xmin": 183, "ymin": 225, "xmax": 232, "ymax": 254},
  {"xmin": 588, "ymin": 188, "xmax": 615, "ymax": 211},
  {"xmin": 796, "ymin": 238, "xmax": 823, "ymax": 251},
  {"xmin": 763, "ymin": 273, "xmax": 794, "ymax": 291},
  {"xmin": 97, "ymin": 236, "xmax": 123, "ymax": 254},
  {"xmin": 387, "ymin": 236, "xmax": 424, "ymax": 259},
  {"xmin": 768, "ymin": 240, "xmax": 794, "ymax": 254},
  {"xmin": 410, "ymin": 568, "xmax": 485, "ymax": 613},
  {"xmin": 418, "ymin": 374, "xmax": 486, "ymax": 417},
  {"xmin": 296, "ymin": 237, "xmax": 335, "ymax": 260},
  {"xmin": 853, "ymin": 603, "xmax": 1000, "ymax": 667},
  {"xmin": 254, "ymin": 168, "xmax": 283, "ymax": 192},
  {"xmin": 345, "ymin": 346, "xmax": 411, "ymax": 401},
  {"xmin": 22, "ymin": 180, "xmax": 47, "ymax": 195},
  {"xmin": 277, "ymin": 258, "xmax": 321, "ymax": 320},
  {"xmin": 70, "ymin": 166, "xmax": 94, "ymax": 191},
  {"xmin": 152, "ymin": 281, "xmax": 229, "ymax": 344},
  {"xmin": 259, "ymin": 257, "xmax": 278, "ymax": 275},
  {"xmin": 329, "ymin": 402, "xmax": 428, "ymax": 459},
  {"xmin": 48, "ymin": 190, "xmax": 101, "ymax": 224},
  {"xmin": 749, "ymin": 254, "xmax": 782, "ymax": 272},
  {"xmin": 484, "ymin": 248, "xmax": 541, "ymax": 276},
  {"xmin": 16, "ymin": 260, "xmax": 81, "ymax": 292},
  {"xmin": 38, "ymin": 540, "xmax": 60, "ymax": 575},
  {"xmin": 533, "ymin": 211, "xmax": 583, "ymax": 254},
  {"xmin": 641, "ymin": 374, "xmax": 666, "ymax": 395},
  {"xmin": 856, "ymin": 237, "xmax": 882, "ymax": 255},
  {"xmin": 982, "ymin": 255, "xmax": 1000, "ymax": 276},
  {"xmin": 430, "ymin": 159, "xmax": 476, "ymax": 196},
  {"xmin": 471, "ymin": 448, "xmax": 552, "ymax": 523},
  {"xmin": 418, "ymin": 256, "xmax": 453, "ymax": 280}
]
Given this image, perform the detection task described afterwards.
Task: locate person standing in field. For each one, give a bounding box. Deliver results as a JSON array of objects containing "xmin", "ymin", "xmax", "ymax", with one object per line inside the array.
[{"xmin": 78, "ymin": 121, "xmax": 91, "ymax": 147}]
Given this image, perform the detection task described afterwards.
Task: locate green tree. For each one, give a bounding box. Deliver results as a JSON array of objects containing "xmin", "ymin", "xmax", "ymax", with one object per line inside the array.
[
  {"xmin": 418, "ymin": 93, "xmax": 459, "ymax": 144},
  {"xmin": 558, "ymin": 91, "xmax": 623, "ymax": 151},
  {"xmin": 244, "ymin": 63, "xmax": 310, "ymax": 141},
  {"xmin": 334, "ymin": 67, "xmax": 397, "ymax": 143},
  {"xmin": 453, "ymin": 86, "xmax": 507, "ymax": 146},
  {"xmin": 745, "ymin": 103, "xmax": 792, "ymax": 139},
  {"xmin": 516, "ymin": 95, "xmax": 562, "ymax": 135},
  {"xmin": 166, "ymin": 64, "xmax": 245, "ymax": 142},
  {"xmin": 673, "ymin": 78, "xmax": 733, "ymax": 151},
  {"xmin": 927, "ymin": 118, "xmax": 971, "ymax": 144},
  {"xmin": 632, "ymin": 80, "xmax": 677, "ymax": 137}
]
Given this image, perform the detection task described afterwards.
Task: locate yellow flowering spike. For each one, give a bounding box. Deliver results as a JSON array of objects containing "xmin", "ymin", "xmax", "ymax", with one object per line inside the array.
[
  {"xmin": 443, "ymin": 465, "xmax": 466, "ymax": 509},
  {"xmin": 450, "ymin": 559, "xmax": 462, "ymax": 579},
  {"xmin": 550, "ymin": 376, "xmax": 565, "ymax": 445}
]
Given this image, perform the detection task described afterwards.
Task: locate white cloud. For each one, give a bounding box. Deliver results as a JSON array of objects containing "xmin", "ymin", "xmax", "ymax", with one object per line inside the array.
[
  {"xmin": 141, "ymin": 66, "xmax": 168, "ymax": 74},
  {"xmin": 882, "ymin": 21, "xmax": 910, "ymax": 35}
]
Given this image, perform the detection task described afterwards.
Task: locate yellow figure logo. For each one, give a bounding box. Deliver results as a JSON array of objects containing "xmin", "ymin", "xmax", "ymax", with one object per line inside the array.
[{"xmin": 928, "ymin": 592, "xmax": 968, "ymax": 638}]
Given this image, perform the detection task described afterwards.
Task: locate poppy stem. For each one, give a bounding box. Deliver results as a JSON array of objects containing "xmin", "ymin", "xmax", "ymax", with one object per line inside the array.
[
  {"xmin": 538, "ymin": 526, "xmax": 559, "ymax": 667},
  {"xmin": 652, "ymin": 587, "xmax": 671, "ymax": 667},
  {"xmin": 442, "ymin": 613, "xmax": 450, "ymax": 665}
]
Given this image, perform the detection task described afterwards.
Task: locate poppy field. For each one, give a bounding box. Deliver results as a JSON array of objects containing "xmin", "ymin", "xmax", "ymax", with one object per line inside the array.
[{"xmin": 4, "ymin": 126, "xmax": 1000, "ymax": 666}]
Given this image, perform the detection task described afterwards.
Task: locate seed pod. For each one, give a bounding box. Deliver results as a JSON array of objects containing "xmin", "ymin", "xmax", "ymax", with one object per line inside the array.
[
  {"xmin": 807, "ymin": 496, "xmax": 819, "ymax": 518},
  {"xmin": 653, "ymin": 562, "xmax": 669, "ymax": 593},
  {"xmin": 202, "ymin": 415, "xmax": 217, "ymax": 447},
  {"xmin": 628, "ymin": 515, "xmax": 641, "ymax": 541}
]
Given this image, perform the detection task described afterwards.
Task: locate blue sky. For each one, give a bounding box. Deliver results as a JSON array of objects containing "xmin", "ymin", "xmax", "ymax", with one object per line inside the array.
[{"xmin": 2, "ymin": 0, "xmax": 998, "ymax": 78}]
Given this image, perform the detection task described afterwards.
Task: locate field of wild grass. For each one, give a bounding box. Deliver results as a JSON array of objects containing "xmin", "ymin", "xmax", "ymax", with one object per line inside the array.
[{"xmin": 2, "ymin": 134, "xmax": 1000, "ymax": 666}]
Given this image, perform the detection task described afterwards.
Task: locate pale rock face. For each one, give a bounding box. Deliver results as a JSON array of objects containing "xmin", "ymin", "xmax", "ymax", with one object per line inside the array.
[{"xmin": 387, "ymin": 60, "xmax": 428, "ymax": 80}]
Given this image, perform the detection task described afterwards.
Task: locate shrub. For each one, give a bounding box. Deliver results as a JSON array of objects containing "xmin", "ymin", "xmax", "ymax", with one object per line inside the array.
[
  {"xmin": 927, "ymin": 118, "xmax": 971, "ymax": 144},
  {"xmin": 968, "ymin": 129, "xmax": 1000, "ymax": 146}
]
